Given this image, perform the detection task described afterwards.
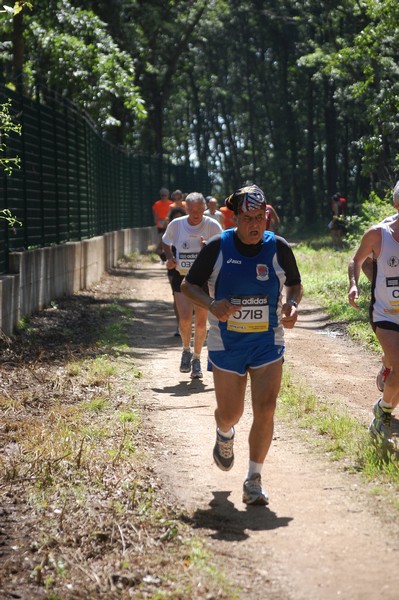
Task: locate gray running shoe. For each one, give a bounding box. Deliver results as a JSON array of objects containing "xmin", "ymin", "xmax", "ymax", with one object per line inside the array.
[
  {"xmin": 376, "ymin": 366, "xmax": 391, "ymax": 392},
  {"xmin": 243, "ymin": 473, "xmax": 269, "ymax": 506},
  {"xmin": 180, "ymin": 349, "xmax": 193, "ymax": 373},
  {"xmin": 369, "ymin": 399, "xmax": 393, "ymax": 444},
  {"xmin": 213, "ymin": 429, "xmax": 235, "ymax": 471},
  {"xmin": 191, "ymin": 357, "xmax": 203, "ymax": 379}
]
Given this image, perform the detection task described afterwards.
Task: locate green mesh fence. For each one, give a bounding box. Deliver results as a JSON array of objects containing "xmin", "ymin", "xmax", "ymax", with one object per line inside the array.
[{"xmin": 0, "ymin": 86, "xmax": 211, "ymax": 274}]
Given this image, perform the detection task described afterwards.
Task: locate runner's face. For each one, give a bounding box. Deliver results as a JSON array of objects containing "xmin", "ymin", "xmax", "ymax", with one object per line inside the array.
[
  {"xmin": 236, "ymin": 208, "xmax": 267, "ymax": 244},
  {"xmin": 187, "ymin": 202, "xmax": 205, "ymax": 226}
]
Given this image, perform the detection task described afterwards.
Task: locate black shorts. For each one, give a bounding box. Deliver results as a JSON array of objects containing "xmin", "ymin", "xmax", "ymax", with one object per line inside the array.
[
  {"xmin": 170, "ymin": 270, "xmax": 209, "ymax": 295},
  {"xmin": 372, "ymin": 320, "xmax": 399, "ymax": 333},
  {"xmin": 170, "ymin": 270, "xmax": 185, "ymax": 293},
  {"xmin": 167, "ymin": 267, "xmax": 176, "ymax": 285}
]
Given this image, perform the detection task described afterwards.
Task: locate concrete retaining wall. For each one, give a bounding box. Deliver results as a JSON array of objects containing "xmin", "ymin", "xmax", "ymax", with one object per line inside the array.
[{"xmin": 1, "ymin": 226, "xmax": 158, "ymax": 336}]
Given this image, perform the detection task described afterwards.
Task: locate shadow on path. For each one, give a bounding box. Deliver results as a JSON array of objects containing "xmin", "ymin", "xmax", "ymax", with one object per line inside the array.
[
  {"xmin": 152, "ymin": 379, "xmax": 214, "ymax": 397},
  {"xmin": 186, "ymin": 491, "xmax": 293, "ymax": 542}
]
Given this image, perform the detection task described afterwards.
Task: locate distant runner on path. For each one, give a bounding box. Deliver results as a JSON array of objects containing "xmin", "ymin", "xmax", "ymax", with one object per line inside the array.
[
  {"xmin": 182, "ymin": 184, "xmax": 303, "ymax": 506},
  {"xmin": 162, "ymin": 192, "xmax": 222, "ymax": 380}
]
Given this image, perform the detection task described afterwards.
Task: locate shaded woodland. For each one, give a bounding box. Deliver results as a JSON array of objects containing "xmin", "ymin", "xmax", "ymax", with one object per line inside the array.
[{"xmin": 1, "ymin": 0, "xmax": 399, "ymax": 221}]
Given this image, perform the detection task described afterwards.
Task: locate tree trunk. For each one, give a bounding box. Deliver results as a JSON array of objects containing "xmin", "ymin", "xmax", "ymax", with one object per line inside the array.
[
  {"xmin": 324, "ymin": 78, "xmax": 337, "ymax": 198},
  {"xmin": 13, "ymin": 11, "xmax": 24, "ymax": 94}
]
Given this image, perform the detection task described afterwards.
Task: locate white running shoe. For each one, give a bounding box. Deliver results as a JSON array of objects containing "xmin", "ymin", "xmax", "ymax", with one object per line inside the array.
[
  {"xmin": 191, "ymin": 357, "xmax": 203, "ymax": 379},
  {"xmin": 243, "ymin": 473, "xmax": 269, "ymax": 506},
  {"xmin": 213, "ymin": 429, "xmax": 235, "ymax": 471},
  {"xmin": 369, "ymin": 399, "xmax": 394, "ymax": 445},
  {"xmin": 179, "ymin": 349, "xmax": 193, "ymax": 373}
]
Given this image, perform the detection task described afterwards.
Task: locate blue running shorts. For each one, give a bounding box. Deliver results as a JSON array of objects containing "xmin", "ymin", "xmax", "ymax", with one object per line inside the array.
[{"xmin": 208, "ymin": 344, "xmax": 285, "ymax": 376}]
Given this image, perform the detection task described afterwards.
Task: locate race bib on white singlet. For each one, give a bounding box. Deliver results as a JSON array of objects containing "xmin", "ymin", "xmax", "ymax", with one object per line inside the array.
[
  {"xmin": 177, "ymin": 252, "xmax": 199, "ymax": 275},
  {"xmin": 227, "ymin": 295, "xmax": 269, "ymax": 332},
  {"xmin": 385, "ymin": 277, "xmax": 399, "ymax": 313}
]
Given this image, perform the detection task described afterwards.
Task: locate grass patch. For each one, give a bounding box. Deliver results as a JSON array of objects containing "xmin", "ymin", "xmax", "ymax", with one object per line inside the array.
[
  {"xmin": 97, "ymin": 302, "xmax": 133, "ymax": 349},
  {"xmin": 0, "ymin": 285, "xmax": 234, "ymax": 599},
  {"xmin": 294, "ymin": 241, "xmax": 381, "ymax": 351},
  {"xmin": 279, "ymin": 370, "xmax": 399, "ymax": 490}
]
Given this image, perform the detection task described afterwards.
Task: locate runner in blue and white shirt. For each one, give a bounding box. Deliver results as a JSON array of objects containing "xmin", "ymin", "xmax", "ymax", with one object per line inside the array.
[{"xmin": 182, "ymin": 184, "xmax": 302, "ymax": 506}]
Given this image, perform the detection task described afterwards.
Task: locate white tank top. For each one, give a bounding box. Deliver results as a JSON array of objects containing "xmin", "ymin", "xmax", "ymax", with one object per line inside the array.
[
  {"xmin": 162, "ymin": 215, "xmax": 222, "ymax": 275},
  {"xmin": 372, "ymin": 223, "xmax": 399, "ymax": 324}
]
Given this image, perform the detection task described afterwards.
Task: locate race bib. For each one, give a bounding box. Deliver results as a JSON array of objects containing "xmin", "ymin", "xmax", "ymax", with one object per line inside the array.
[
  {"xmin": 385, "ymin": 277, "xmax": 399, "ymax": 313},
  {"xmin": 227, "ymin": 294, "xmax": 269, "ymax": 332},
  {"xmin": 177, "ymin": 252, "xmax": 198, "ymax": 275}
]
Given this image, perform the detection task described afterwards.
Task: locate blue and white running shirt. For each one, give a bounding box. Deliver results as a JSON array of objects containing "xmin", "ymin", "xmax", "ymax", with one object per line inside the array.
[{"xmin": 185, "ymin": 229, "xmax": 301, "ymax": 352}]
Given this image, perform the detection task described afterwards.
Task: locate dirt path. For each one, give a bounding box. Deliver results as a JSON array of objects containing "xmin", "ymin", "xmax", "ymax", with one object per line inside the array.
[{"xmin": 130, "ymin": 260, "xmax": 399, "ymax": 600}]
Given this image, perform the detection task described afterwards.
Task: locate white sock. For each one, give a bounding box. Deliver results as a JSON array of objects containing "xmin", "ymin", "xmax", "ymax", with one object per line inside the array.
[
  {"xmin": 183, "ymin": 346, "xmax": 191, "ymax": 353},
  {"xmin": 193, "ymin": 353, "xmax": 201, "ymax": 360},
  {"xmin": 247, "ymin": 460, "xmax": 263, "ymax": 479},
  {"xmin": 217, "ymin": 427, "xmax": 234, "ymax": 439},
  {"xmin": 380, "ymin": 398, "xmax": 393, "ymax": 410}
]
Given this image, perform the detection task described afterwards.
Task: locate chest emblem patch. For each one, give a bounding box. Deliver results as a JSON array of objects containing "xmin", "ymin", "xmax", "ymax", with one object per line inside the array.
[
  {"xmin": 387, "ymin": 256, "xmax": 399, "ymax": 268},
  {"xmin": 256, "ymin": 264, "xmax": 269, "ymax": 281}
]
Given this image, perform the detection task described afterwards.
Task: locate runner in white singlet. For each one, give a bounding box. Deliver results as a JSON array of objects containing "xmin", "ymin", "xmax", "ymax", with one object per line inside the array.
[
  {"xmin": 162, "ymin": 192, "xmax": 222, "ymax": 380},
  {"xmin": 348, "ymin": 181, "xmax": 399, "ymax": 445}
]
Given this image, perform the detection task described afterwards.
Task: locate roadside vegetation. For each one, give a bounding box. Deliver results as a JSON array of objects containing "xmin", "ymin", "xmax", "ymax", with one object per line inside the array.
[
  {"xmin": 0, "ymin": 276, "xmax": 238, "ymax": 599},
  {"xmin": 290, "ymin": 192, "xmax": 395, "ymax": 350},
  {"xmin": 278, "ymin": 370, "xmax": 399, "ymax": 508},
  {"xmin": 1, "ymin": 194, "xmax": 399, "ymax": 595}
]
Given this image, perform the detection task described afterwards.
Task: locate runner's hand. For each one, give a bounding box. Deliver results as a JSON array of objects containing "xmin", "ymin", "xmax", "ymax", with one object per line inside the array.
[
  {"xmin": 281, "ymin": 302, "xmax": 298, "ymax": 329},
  {"xmin": 348, "ymin": 285, "xmax": 360, "ymax": 308},
  {"xmin": 165, "ymin": 257, "xmax": 176, "ymax": 270},
  {"xmin": 210, "ymin": 299, "xmax": 237, "ymax": 322}
]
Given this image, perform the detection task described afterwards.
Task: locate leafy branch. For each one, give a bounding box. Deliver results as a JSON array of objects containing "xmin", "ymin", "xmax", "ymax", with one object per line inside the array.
[
  {"xmin": 1, "ymin": 2, "xmax": 33, "ymax": 16},
  {"xmin": 0, "ymin": 98, "xmax": 21, "ymax": 175},
  {"xmin": 0, "ymin": 99, "xmax": 22, "ymax": 226}
]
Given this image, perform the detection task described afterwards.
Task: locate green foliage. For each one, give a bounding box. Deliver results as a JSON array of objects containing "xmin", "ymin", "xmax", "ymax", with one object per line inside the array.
[
  {"xmin": 1, "ymin": 1, "xmax": 32, "ymax": 16},
  {"xmin": 344, "ymin": 190, "xmax": 394, "ymax": 244},
  {"xmin": 2, "ymin": 0, "xmax": 399, "ymax": 211},
  {"xmin": 0, "ymin": 208, "xmax": 22, "ymax": 227},
  {"xmin": 322, "ymin": 0, "xmax": 399, "ymax": 183},
  {"xmin": 24, "ymin": 0, "xmax": 146, "ymax": 133},
  {"xmin": 0, "ymin": 98, "xmax": 23, "ymax": 227},
  {"xmin": 0, "ymin": 98, "xmax": 21, "ymax": 176}
]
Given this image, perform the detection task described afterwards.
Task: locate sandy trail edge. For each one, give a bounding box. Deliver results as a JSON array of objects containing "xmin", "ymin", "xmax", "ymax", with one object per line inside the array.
[{"xmin": 130, "ymin": 261, "xmax": 399, "ymax": 600}]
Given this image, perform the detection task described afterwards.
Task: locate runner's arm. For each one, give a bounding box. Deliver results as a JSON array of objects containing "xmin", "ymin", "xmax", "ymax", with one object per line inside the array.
[
  {"xmin": 281, "ymin": 283, "xmax": 303, "ymax": 329},
  {"xmin": 361, "ymin": 257, "xmax": 374, "ymax": 282},
  {"xmin": 182, "ymin": 238, "xmax": 236, "ymax": 322},
  {"xmin": 161, "ymin": 221, "xmax": 177, "ymax": 268},
  {"xmin": 275, "ymin": 237, "xmax": 303, "ymax": 328},
  {"xmin": 275, "ymin": 237, "xmax": 302, "ymax": 287},
  {"xmin": 348, "ymin": 227, "xmax": 380, "ymax": 308}
]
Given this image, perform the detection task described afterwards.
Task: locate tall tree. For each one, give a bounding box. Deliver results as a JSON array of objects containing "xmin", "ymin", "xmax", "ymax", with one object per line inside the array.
[
  {"xmin": 1, "ymin": 0, "xmax": 146, "ymax": 140},
  {"xmin": 2, "ymin": 0, "xmax": 399, "ymax": 218}
]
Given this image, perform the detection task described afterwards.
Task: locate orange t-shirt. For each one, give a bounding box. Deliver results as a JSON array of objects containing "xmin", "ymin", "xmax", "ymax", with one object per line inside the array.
[
  {"xmin": 220, "ymin": 206, "xmax": 236, "ymax": 229},
  {"xmin": 169, "ymin": 201, "xmax": 186, "ymax": 210},
  {"xmin": 152, "ymin": 199, "xmax": 173, "ymax": 229}
]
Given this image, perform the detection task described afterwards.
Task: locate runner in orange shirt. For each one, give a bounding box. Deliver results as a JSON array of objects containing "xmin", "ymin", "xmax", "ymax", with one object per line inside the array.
[
  {"xmin": 152, "ymin": 187, "xmax": 173, "ymax": 261},
  {"xmin": 220, "ymin": 204, "xmax": 236, "ymax": 229}
]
